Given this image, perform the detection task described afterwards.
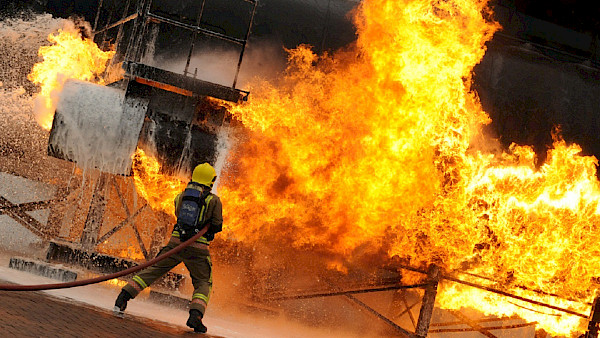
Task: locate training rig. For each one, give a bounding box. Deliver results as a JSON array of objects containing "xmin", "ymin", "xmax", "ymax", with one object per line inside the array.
[
  {"xmin": 10, "ymin": 0, "xmax": 256, "ymax": 305},
  {"xmin": 1, "ymin": 0, "xmax": 600, "ymax": 337}
]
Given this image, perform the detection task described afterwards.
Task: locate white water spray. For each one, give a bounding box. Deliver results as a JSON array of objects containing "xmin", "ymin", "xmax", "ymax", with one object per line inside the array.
[{"xmin": 51, "ymin": 80, "xmax": 147, "ymax": 175}]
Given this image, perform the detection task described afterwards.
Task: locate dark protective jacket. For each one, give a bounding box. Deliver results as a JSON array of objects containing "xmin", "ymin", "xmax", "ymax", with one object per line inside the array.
[{"xmin": 172, "ymin": 182, "xmax": 223, "ymax": 245}]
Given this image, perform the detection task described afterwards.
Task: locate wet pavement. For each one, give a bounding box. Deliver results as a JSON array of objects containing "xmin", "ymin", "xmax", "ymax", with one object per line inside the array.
[
  {"xmin": 0, "ymin": 282, "xmax": 193, "ymax": 338},
  {"xmin": 0, "ymin": 263, "xmax": 360, "ymax": 338}
]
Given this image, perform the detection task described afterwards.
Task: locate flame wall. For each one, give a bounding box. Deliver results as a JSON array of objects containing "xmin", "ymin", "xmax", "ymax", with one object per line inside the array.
[
  {"xmin": 223, "ymin": 0, "xmax": 498, "ymax": 269},
  {"xmin": 219, "ymin": 0, "xmax": 599, "ymax": 334}
]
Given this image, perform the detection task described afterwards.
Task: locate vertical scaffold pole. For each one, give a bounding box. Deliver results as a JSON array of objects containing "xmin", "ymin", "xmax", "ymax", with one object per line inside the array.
[
  {"xmin": 415, "ymin": 264, "xmax": 440, "ymax": 337},
  {"xmin": 81, "ymin": 173, "xmax": 108, "ymax": 250},
  {"xmin": 585, "ymin": 295, "xmax": 600, "ymax": 338}
]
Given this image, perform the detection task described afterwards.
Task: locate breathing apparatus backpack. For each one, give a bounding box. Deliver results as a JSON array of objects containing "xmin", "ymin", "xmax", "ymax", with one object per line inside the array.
[{"xmin": 176, "ymin": 182, "xmax": 211, "ymax": 242}]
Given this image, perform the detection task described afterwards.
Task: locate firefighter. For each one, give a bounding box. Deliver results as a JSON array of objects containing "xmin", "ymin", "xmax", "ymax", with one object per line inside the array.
[{"xmin": 113, "ymin": 163, "xmax": 223, "ymax": 334}]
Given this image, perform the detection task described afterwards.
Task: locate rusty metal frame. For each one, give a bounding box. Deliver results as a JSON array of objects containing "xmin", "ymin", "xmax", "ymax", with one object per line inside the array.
[
  {"xmin": 342, "ymin": 289, "xmax": 417, "ymax": 337},
  {"xmin": 270, "ymin": 262, "xmax": 595, "ymax": 336},
  {"xmin": 430, "ymin": 321, "xmax": 536, "ymax": 334},
  {"xmin": 80, "ymin": 173, "xmax": 108, "ymax": 249},
  {"xmin": 448, "ymin": 310, "xmax": 499, "ymax": 338},
  {"xmin": 270, "ymin": 282, "xmax": 430, "ymax": 301},
  {"xmin": 95, "ymin": 0, "xmax": 257, "ymax": 91},
  {"xmin": 269, "ymin": 265, "xmax": 441, "ymax": 337},
  {"xmin": 428, "ymin": 314, "xmax": 539, "ymax": 334},
  {"xmin": 77, "ymin": 172, "xmax": 153, "ymax": 260},
  {"xmin": 456, "ymin": 269, "xmax": 594, "ymax": 306},
  {"xmin": 91, "ymin": 175, "xmax": 152, "ymax": 259},
  {"xmin": 0, "ymin": 197, "xmax": 59, "ymax": 240},
  {"xmin": 96, "ymin": 203, "xmax": 149, "ymax": 245},
  {"xmin": 391, "ymin": 289, "xmax": 421, "ymax": 328},
  {"xmin": 397, "ymin": 263, "xmax": 589, "ymax": 319},
  {"xmin": 108, "ymin": 176, "xmax": 149, "ymax": 259},
  {"xmin": 0, "ymin": 183, "xmax": 68, "ymax": 240},
  {"xmin": 93, "ymin": 13, "xmax": 138, "ymax": 36},
  {"xmin": 142, "ymin": 0, "xmax": 258, "ymax": 89}
]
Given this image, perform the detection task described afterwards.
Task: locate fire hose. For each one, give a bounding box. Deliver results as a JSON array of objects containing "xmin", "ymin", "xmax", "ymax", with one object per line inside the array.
[{"xmin": 0, "ymin": 230, "xmax": 207, "ymax": 291}]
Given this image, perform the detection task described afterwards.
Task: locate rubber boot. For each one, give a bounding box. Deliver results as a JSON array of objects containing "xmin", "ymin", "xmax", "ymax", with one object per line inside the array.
[
  {"xmin": 113, "ymin": 289, "xmax": 132, "ymax": 317},
  {"xmin": 186, "ymin": 309, "xmax": 208, "ymax": 333}
]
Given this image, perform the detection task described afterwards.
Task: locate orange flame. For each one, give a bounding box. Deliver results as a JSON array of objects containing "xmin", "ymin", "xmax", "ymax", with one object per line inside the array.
[
  {"xmin": 132, "ymin": 148, "xmax": 186, "ymax": 216},
  {"xmin": 28, "ymin": 24, "xmax": 115, "ymax": 130},
  {"xmin": 221, "ymin": 0, "xmax": 596, "ymax": 334}
]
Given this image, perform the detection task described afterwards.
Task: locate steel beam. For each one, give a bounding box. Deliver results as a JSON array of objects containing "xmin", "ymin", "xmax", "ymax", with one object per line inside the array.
[
  {"xmin": 93, "ymin": 13, "xmax": 138, "ymax": 35},
  {"xmin": 415, "ymin": 265, "xmax": 440, "ymax": 337},
  {"xmin": 395, "ymin": 263, "xmax": 589, "ymax": 319},
  {"xmin": 269, "ymin": 283, "xmax": 429, "ymax": 301},
  {"xmin": 343, "ymin": 292, "xmax": 417, "ymax": 338},
  {"xmin": 0, "ymin": 197, "xmax": 53, "ymax": 239},
  {"xmin": 81, "ymin": 173, "xmax": 108, "ymax": 250},
  {"xmin": 123, "ymin": 61, "xmax": 249, "ymax": 102},
  {"xmin": 429, "ymin": 322, "xmax": 536, "ymax": 333},
  {"xmin": 585, "ymin": 295, "xmax": 600, "ymax": 338},
  {"xmin": 449, "ymin": 310, "xmax": 497, "ymax": 338}
]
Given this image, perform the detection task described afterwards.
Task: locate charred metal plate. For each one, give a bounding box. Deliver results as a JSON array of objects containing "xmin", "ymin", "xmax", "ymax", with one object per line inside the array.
[
  {"xmin": 46, "ymin": 241, "xmax": 184, "ymax": 290},
  {"xmin": 135, "ymin": 85, "xmax": 221, "ymax": 175},
  {"xmin": 123, "ymin": 61, "xmax": 248, "ymax": 102},
  {"xmin": 137, "ymin": 113, "xmax": 218, "ymax": 176},
  {"xmin": 49, "ymin": 79, "xmax": 225, "ymax": 177}
]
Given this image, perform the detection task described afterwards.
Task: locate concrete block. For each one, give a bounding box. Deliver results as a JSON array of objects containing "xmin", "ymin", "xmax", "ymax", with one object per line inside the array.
[{"xmin": 8, "ymin": 257, "xmax": 77, "ymax": 282}]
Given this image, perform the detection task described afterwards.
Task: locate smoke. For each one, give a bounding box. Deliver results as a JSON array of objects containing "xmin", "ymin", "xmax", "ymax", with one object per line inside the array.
[
  {"xmin": 144, "ymin": 38, "xmax": 289, "ymax": 192},
  {"xmin": 67, "ymin": 15, "xmax": 92, "ymax": 39},
  {"xmin": 0, "ymin": 14, "xmax": 62, "ymax": 91},
  {"xmin": 0, "ymin": 13, "xmax": 79, "ymax": 258},
  {"xmin": 0, "ymin": 14, "xmax": 63, "ymax": 171},
  {"xmin": 236, "ymin": 40, "xmax": 288, "ymax": 88},
  {"xmin": 149, "ymin": 39, "xmax": 287, "ymax": 90}
]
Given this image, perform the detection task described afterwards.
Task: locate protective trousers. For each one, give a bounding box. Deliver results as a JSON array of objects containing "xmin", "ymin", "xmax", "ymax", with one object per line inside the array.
[{"xmin": 122, "ymin": 241, "xmax": 212, "ymax": 315}]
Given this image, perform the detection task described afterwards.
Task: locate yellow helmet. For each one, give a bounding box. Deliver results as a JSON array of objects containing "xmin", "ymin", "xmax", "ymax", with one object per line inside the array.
[{"xmin": 192, "ymin": 163, "xmax": 217, "ymax": 188}]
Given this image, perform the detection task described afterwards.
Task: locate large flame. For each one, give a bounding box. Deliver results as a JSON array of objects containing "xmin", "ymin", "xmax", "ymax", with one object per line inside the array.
[
  {"xmin": 28, "ymin": 23, "xmax": 115, "ymax": 130},
  {"xmin": 221, "ymin": 0, "xmax": 597, "ymax": 335},
  {"xmin": 131, "ymin": 148, "xmax": 186, "ymax": 216}
]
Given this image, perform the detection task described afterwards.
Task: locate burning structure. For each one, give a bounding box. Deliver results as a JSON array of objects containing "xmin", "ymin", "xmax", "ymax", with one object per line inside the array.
[
  {"xmin": 1, "ymin": 0, "xmax": 600, "ymax": 336},
  {"xmin": 27, "ymin": 0, "xmax": 257, "ymax": 298},
  {"xmin": 47, "ymin": 0, "xmax": 254, "ymax": 176}
]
